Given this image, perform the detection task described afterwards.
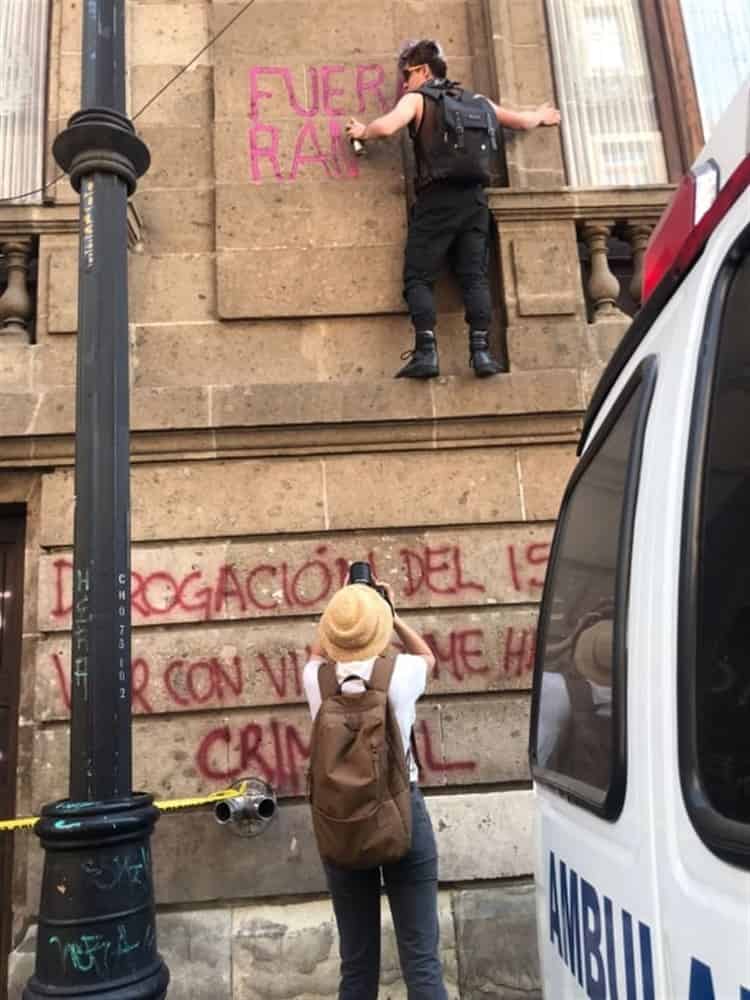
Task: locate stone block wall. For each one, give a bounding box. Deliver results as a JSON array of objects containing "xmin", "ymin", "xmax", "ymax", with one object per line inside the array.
[
  {"xmin": 2, "ymin": 0, "xmax": 593, "ymax": 996},
  {"xmin": 25, "ymin": 442, "xmax": 575, "ymax": 881},
  {"xmin": 10, "ymin": 884, "xmax": 540, "ymax": 999}
]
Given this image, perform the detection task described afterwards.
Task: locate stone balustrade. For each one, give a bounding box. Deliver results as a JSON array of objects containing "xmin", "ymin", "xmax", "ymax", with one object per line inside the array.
[
  {"xmin": 489, "ymin": 185, "xmax": 672, "ymax": 316},
  {"xmin": 0, "ymin": 238, "xmax": 35, "ymax": 342},
  {"xmin": 580, "ymin": 217, "xmax": 658, "ymax": 318},
  {"xmin": 487, "ymin": 185, "xmax": 674, "ymax": 372},
  {"xmin": 0, "ymin": 201, "xmax": 143, "ymax": 347}
]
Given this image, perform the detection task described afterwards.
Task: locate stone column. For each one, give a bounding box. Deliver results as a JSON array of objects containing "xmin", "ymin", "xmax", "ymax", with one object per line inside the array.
[
  {"xmin": 625, "ymin": 223, "xmax": 653, "ymax": 306},
  {"xmin": 0, "ymin": 238, "xmax": 34, "ymax": 341},
  {"xmin": 581, "ymin": 222, "xmax": 623, "ymax": 320},
  {"xmin": 483, "ymin": 0, "xmax": 565, "ymax": 188},
  {"xmin": 493, "ymin": 214, "xmax": 589, "ymax": 369}
]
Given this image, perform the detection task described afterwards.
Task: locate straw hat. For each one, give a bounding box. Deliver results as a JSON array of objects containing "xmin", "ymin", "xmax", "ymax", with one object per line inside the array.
[
  {"xmin": 318, "ymin": 584, "xmax": 393, "ymax": 663},
  {"xmin": 573, "ymin": 619, "xmax": 613, "ymax": 687}
]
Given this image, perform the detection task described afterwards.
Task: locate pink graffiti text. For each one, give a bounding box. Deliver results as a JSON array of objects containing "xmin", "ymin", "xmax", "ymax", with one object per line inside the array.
[{"xmin": 247, "ymin": 63, "xmax": 390, "ymax": 183}]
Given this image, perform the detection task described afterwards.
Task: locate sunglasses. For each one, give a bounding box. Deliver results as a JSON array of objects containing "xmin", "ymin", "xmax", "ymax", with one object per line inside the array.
[{"xmin": 402, "ymin": 64, "xmax": 425, "ymax": 82}]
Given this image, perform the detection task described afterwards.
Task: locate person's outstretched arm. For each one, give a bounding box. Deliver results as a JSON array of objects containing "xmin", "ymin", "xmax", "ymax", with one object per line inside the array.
[
  {"xmin": 487, "ymin": 98, "xmax": 561, "ymax": 131},
  {"xmin": 345, "ymin": 93, "xmax": 421, "ymax": 142},
  {"xmin": 393, "ymin": 615, "xmax": 436, "ymax": 670},
  {"xmin": 378, "ymin": 580, "xmax": 436, "ymax": 671}
]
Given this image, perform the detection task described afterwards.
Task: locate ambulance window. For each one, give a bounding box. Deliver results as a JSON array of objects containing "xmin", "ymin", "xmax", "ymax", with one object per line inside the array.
[
  {"xmin": 531, "ymin": 360, "xmax": 655, "ymax": 817},
  {"xmin": 683, "ymin": 249, "xmax": 750, "ymax": 849}
]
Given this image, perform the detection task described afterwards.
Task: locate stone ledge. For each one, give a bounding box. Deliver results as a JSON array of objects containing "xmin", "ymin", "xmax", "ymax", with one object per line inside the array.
[
  {"xmin": 0, "ymin": 201, "xmax": 141, "ymax": 247},
  {"xmin": 0, "ymin": 372, "xmax": 585, "ymax": 466},
  {"xmin": 0, "ymin": 414, "xmax": 584, "ymax": 468},
  {"xmin": 20, "ymin": 793, "xmax": 535, "ymax": 920},
  {"xmin": 212, "ymin": 370, "xmax": 583, "ymax": 428},
  {"xmin": 0, "ymin": 370, "xmax": 583, "ymax": 436},
  {"xmin": 487, "ymin": 184, "xmax": 674, "ymax": 224},
  {"xmin": 146, "ymin": 790, "xmax": 534, "ymax": 906}
]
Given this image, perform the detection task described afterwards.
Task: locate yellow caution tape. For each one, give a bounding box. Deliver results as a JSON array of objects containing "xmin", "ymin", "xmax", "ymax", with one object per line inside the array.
[
  {"xmin": 154, "ymin": 781, "xmax": 248, "ymax": 814},
  {"xmin": 0, "ymin": 782, "xmax": 249, "ymax": 833},
  {"xmin": 0, "ymin": 816, "xmax": 37, "ymax": 833}
]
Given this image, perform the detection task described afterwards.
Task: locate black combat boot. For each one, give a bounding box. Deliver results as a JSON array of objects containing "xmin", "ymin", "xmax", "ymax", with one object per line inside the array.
[
  {"xmin": 469, "ymin": 330, "xmax": 503, "ymax": 377},
  {"xmin": 395, "ymin": 330, "xmax": 440, "ymax": 379}
]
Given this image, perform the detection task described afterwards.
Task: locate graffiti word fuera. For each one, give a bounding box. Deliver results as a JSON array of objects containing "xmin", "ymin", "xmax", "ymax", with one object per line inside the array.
[
  {"xmin": 248, "ymin": 63, "xmax": 390, "ymax": 182},
  {"xmin": 196, "ymin": 719, "xmax": 476, "ymax": 792},
  {"xmin": 49, "ymin": 626, "xmax": 536, "ymax": 716},
  {"xmin": 47, "ymin": 543, "xmax": 511, "ymax": 626}
]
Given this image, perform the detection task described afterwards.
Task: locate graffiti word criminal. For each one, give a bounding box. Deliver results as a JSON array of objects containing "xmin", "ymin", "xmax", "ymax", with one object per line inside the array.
[{"xmin": 196, "ymin": 719, "xmax": 476, "ymax": 792}]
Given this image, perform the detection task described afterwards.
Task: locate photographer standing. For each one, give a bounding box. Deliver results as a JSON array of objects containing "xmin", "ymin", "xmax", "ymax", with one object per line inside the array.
[
  {"xmin": 345, "ymin": 39, "xmax": 560, "ymax": 379},
  {"xmin": 303, "ymin": 577, "xmax": 448, "ymax": 1000}
]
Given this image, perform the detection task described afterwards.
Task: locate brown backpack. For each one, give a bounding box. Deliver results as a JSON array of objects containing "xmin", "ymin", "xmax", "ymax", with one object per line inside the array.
[{"xmin": 308, "ymin": 657, "xmax": 412, "ymax": 869}]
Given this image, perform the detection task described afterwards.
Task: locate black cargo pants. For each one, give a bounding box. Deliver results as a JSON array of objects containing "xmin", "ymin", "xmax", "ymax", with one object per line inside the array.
[{"xmin": 403, "ymin": 181, "xmax": 492, "ymax": 334}]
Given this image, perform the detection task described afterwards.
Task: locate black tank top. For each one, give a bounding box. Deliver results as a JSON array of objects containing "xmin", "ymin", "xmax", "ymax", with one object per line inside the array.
[{"xmin": 409, "ymin": 90, "xmax": 443, "ymax": 191}]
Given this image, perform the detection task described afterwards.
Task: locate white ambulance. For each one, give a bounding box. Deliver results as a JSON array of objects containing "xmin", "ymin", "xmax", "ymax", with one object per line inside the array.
[{"xmin": 529, "ymin": 79, "xmax": 750, "ymax": 1000}]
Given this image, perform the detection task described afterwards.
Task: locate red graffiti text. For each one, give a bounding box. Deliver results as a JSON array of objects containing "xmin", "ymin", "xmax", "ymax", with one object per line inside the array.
[
  {"xmin": 47, "ymin": 543, "xmax": 488, "ymax": 626},
  {"xmin": 195, "ymin": 717, "xmax": 476, "ymax": 793}
]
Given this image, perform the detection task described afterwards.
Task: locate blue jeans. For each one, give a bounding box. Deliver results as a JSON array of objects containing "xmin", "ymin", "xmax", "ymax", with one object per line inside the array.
[{"xmin": 323, "ymin": 786, "xmax": 449, "ymax": 1000}]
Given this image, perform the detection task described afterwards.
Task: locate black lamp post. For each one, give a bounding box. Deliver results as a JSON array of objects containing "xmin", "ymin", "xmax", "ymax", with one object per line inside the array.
[{"xmin": 24, "ymin": 1, "xmax": 169, "ymax": 996}]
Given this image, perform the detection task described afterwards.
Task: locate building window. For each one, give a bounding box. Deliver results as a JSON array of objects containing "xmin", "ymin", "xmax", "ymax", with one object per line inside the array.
[
  {"xmin": 681, "ymin": 242, "xmax": 750, "ymax": 865},
  {"xmin": 530, "ymin": 359, "xmax": 655, "ymax": 817},
  {"xmin": 546, "ymin": 0, "xmax": 668, "ymax": 187},
  {"xmin": 0, "ymin": 0, "xmax": 50, "ymax": 204},
  {"xmin": 679, "ymin": 0, "xmax": 750, "ymax": 137}
]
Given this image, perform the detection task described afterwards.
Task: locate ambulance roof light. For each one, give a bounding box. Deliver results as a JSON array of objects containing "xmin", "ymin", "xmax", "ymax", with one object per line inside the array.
[{"xmin": 642, "ymin": 154, "xmax": 750, "ymax": 304}]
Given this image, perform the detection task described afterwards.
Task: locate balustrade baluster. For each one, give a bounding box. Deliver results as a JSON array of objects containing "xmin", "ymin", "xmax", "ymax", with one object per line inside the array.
[
  {"xmin": 0, "ymin": 238, "xmax": 33, "ymax": 340},
  {"xmin": 581, "ymin": 221, "xmax": 624, "ymax": 320},
  {"xmin": 625, "ymin": 223, "xmax": 653, "ymax": 306}
]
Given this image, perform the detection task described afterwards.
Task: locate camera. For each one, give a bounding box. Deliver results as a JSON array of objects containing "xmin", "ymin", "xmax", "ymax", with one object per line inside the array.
[{"xmin": 348, "ymin": 561, "xmax": 393, "ymax": 611}]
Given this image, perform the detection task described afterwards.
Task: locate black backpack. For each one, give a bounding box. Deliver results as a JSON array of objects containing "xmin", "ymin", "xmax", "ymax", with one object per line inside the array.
[{"xmin": 416, "ymin": 82, "xmax": 499, "ymax": 186}]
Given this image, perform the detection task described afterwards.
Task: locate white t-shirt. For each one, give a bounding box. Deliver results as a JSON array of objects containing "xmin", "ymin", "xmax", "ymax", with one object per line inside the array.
[
  {"xmin": 537, "ymin": 671, "xmax": 613, "ymax": 766},
  {"xmin": 303, "ymin": 654, "xmax": 428, "ymax": 782}
]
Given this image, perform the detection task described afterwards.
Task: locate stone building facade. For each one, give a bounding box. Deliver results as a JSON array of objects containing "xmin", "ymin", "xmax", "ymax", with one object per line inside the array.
[{"xmin": 2, "ymin": 0, "xmax": 727, "ymax": 995}]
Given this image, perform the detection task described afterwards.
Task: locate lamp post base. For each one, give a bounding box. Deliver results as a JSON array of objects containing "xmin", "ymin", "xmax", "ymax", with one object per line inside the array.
[{"xmin": 23, "ymin": 795, "xmax": 169, "ymax": 999}]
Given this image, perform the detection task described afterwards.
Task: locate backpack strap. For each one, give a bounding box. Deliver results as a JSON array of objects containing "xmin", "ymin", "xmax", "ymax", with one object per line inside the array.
[
  {"xmin": 369, "ymin": 655, "xmax": 397, "ymax": 693},
  {"xmin": 418, "ymin": 81, "xmax": 450, "ymax": 104},
  {"xmin": 371, "ymin": 656, "xmax": 422, "ymax": 779},
  {"xmin": 564, "ymin": 672, "xmax": 596, "ymax": 714},
  {"xmin": 409, "ymin": 728, "xmax": 423, "ymax": 779},
  {"xmin": 317, "ymin": 661, "xmax": 339, "ymax": 700}
]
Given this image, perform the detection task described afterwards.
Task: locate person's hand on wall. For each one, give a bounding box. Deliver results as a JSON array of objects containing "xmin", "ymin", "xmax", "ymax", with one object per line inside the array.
[
  {"xmin": 374, "ymin": 578, "xmax": 396, "ymax": 615},
  {"xmin": 532, "ymin": 101, "xmax": 561, "ymax": 127}
]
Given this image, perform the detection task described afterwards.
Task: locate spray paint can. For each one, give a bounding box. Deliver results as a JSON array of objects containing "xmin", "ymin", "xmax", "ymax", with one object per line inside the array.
[{"xmin": 350, "ymin": 137, "xmax": 366, "ymax": 156}]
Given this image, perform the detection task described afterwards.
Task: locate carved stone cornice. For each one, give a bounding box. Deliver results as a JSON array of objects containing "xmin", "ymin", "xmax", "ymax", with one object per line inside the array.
[
  {"xmin": 0, "ymin": 201, "xmax": 143, "ymax": 249},
  {"xmin": 0, "ymin": 203, "xmax": 79, "ymax": 238},
  {"xmin": 0, "ymin": 371, "xmax": 589, "ymax": 467},
  {"xmin": 487, "ymin": 185, "xmax": 675, "ymax": 225}
]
